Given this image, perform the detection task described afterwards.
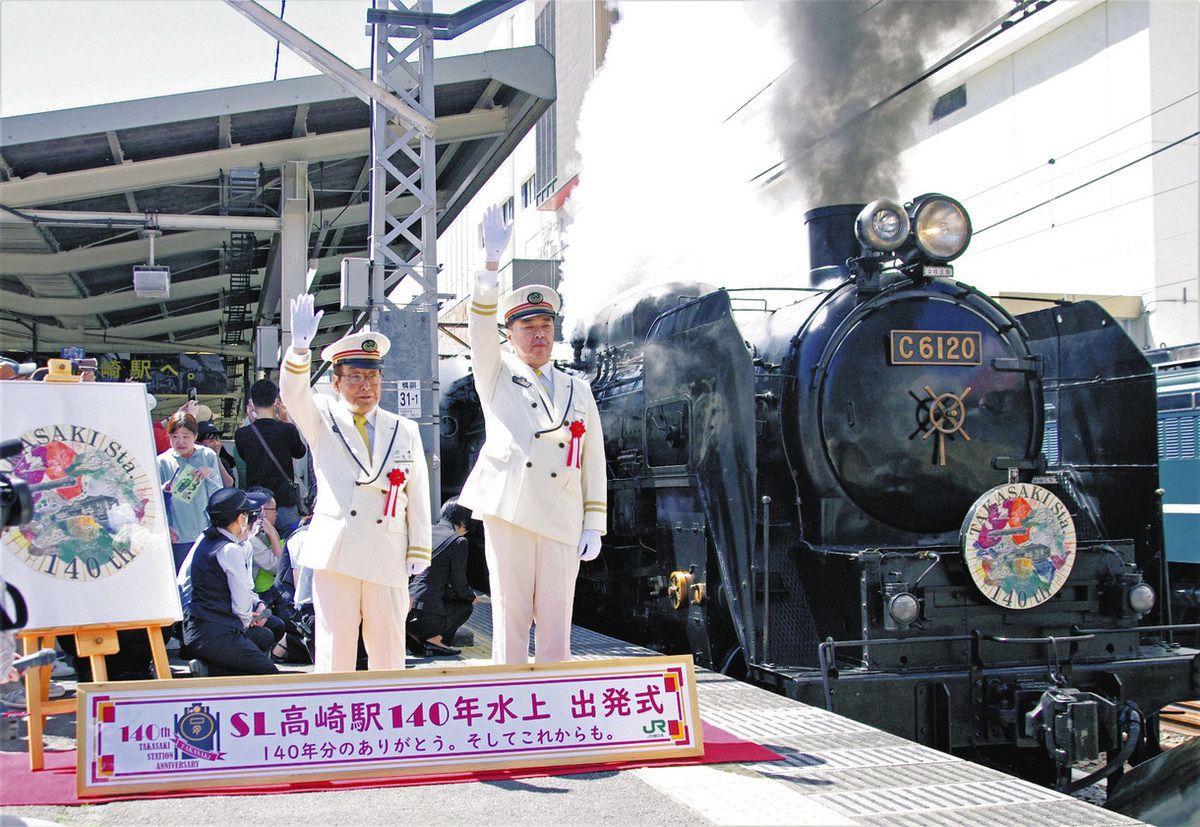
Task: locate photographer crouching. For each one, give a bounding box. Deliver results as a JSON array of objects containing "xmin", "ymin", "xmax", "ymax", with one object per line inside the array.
[{"xmin": 176, "ymin": 488, "xmax": 279, "ymax": 676}]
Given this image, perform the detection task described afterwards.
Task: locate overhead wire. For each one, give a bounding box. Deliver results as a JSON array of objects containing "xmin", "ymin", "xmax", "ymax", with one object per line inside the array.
[
  {"xmin": 973, "ymin": 130, "xmax": 1199, "ymax": 235},
  {"xmin": 272, "ymin": 0, "xmax": 287, "ymax": 82},
  {"xmin": 969, "ymin": 179, "xmax": 1198, "ymax": 259},
  {"xmin": 746, "ymin": 0, "xmax": 1056, "ymax": 184},
  {"xmin": 965, "ymin": 91, "xmax": 1199, "ymax": 204}
]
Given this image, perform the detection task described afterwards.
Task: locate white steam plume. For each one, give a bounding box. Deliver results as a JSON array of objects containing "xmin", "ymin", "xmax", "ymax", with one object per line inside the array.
[{"xmin": 559, "ymin": 2, "xmax": 800, "ymax": 341}]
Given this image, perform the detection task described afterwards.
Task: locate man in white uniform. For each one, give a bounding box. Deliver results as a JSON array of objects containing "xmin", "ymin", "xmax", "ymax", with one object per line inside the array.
[
  {"xmin": 280, "ymin": 299, "xmax": 431, "ymax": 672},
  {"xmin": 458, "ymin": 206, "xmax": 606, "ymax": 664}
]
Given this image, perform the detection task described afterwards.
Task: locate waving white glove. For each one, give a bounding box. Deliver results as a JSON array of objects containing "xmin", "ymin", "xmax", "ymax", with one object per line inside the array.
[
  {"xmin": 577, "ymin": 528, "xmax": 602, "ymax": 562},
  {"xmin": 482, "ymin": 204, "xmax": 512, "ymax": 265},
  {"xmin": 407, "ymin": 559, "xmax": 430, "ymax": 577},
  {"xmin": 290, "ymin": 293, "xmax": 324, "ymax": 352}
]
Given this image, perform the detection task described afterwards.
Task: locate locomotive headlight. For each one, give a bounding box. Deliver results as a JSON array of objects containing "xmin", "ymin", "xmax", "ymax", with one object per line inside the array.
[
  {"xmin": 856, "ymin": 199, "xmax": 911, "ymax": 252},
  {"xmin": 1128, "ymin": 582, "xmax": 1156, "ymax": 615},
  {"xmin": 911, "ymin": 194, "xmax": 972, "ymax": 262},
  {"xmin": 887, "ymin": 592, "xmax": 921, "ymax": 625}
]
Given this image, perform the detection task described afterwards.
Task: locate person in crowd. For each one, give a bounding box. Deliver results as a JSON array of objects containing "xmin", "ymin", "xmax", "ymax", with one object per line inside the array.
[
  {"xmin": 235, "ymin": 379, "xmax": 308, "ymax": 531},
  {"xmin": 75, "ymin": 357, "xmax": 97, "ymax": 381},
  {"xmin": 0, "ymin": 356, "xmax": 36, "ymax": 380},
  {"xmin": 458, "ymin": 206, "xmax": 607, "ymax": 665},
  {"xmin": 407, "ymin": 500, "xmax": 478, "ymax": 657},
  {"xmin": 177, "ymin": 488, "xmax": 278, "ymax": 676},
  {"xmin": 244, "ymin": 486, "xmax": 296, "ymax": 659},
  {"xmin": 198, "ymin": 421, "xmax": 238, "ymax": 488},
  {"xmin": 273, "ymin": 523, "xmax": 316, "ymax": 664},
  {"xmin": 280, "ymin": 298, "xmax": 432, "ymax": 672},
  {"xmin": 157, "ymin": 411, "xmax": 223, "ymax": 572}
]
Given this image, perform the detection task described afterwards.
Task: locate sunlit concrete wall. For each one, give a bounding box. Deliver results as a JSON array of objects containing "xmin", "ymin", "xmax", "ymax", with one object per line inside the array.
[{"xmin": 901, "ymin": 0, "xmax": 1198, "ymax": 347}]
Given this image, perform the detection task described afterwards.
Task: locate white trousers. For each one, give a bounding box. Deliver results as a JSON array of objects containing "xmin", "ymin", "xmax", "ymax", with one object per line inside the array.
[
  {"xmin": 311, "ymin": 569, "xmax": 408, "ymax": 672},
  {"xmin": 483, "ymin": 516, "xmax": 579, "ymax": 665}
]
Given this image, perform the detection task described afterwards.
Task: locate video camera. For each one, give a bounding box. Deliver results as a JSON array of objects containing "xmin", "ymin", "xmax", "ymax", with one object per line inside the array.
[{"xmin": 0, "ymin": 439, "xmax": 32, "ymax": 530}]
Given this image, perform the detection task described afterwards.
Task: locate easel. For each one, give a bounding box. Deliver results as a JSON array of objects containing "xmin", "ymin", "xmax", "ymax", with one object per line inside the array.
[{"xmin": 16, "ymin": 619, "xmax": 174, "ymax": 770}]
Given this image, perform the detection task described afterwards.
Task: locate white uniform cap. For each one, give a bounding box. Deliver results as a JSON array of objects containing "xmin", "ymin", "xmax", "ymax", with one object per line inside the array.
[
  {"xmin": 498, "ymin": 284, "xmax": 561, "ymax": 325},
  {"xmin": 320, "ymin": 331, "xmax": 391, "ymax": 368}
]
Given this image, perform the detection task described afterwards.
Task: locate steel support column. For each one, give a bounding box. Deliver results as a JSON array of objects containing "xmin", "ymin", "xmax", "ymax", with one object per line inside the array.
[
  {"xmin": 277, "ymin": 160, "xmax": 309, "ymax": 362},
  {"xmin": 373, "ymin": 0, "xmax": 441, "ymax": 513}
]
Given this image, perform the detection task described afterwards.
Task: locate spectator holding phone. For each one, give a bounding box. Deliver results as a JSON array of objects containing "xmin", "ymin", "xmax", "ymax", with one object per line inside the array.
[{"xmin": 157, "ymin": 411, "xmax": 223, "ymax": 571}]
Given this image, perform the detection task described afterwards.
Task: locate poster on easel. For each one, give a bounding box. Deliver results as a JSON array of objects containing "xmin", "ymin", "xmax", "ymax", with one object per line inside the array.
[{"xmin": 0, "ymin": 382, "xmax": 182, "ymax": 630}]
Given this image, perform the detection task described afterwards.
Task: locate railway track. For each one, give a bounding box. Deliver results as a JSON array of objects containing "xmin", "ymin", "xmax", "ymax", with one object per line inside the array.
[{"xmin": 1159, "ymin": 700, "xmax": 1200, "ymax": 737}]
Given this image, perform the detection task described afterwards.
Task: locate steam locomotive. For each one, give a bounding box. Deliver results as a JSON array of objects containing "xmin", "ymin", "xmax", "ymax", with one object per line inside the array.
[{"xmin": 441, "ymin": 194, "xmax": 1200, "ymax": 788}]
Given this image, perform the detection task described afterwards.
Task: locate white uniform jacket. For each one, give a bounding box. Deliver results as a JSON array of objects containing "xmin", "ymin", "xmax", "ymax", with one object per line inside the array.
[
  {"xmin": 280, "ymin": 349, "xmax": 432, "ymax": 587},
  {"xmin": 457, "ymin": 278, "xmax": 607, "ymax": 546}
]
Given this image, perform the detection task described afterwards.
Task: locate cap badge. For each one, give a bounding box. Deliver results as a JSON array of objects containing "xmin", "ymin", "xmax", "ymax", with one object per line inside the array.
[
  {"xmin": 363, "ymin": 339, "xmax": 378, "ymax": 352},
  {"xmin": 528, "ymin": 292, "xmax": 542, "ymax": 304}
]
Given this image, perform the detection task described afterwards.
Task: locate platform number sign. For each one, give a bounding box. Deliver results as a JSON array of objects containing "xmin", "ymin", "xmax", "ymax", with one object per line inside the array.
[{"xmin": 396, "ymin": 380, "xmax": 422, "ymax": 419}]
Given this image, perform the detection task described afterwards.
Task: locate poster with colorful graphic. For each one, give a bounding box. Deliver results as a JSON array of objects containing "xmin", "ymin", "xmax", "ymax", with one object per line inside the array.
[
  {"xmin": 77, "ymin": 656, "xmax": 702, "ymax": 796},
  {"xmin": 0, "ymin": 382, "xmax": 182, "ymax": 629},
  {"xmin": 169, "ymin": 464, "xmax": 204, "ymax": 505}
]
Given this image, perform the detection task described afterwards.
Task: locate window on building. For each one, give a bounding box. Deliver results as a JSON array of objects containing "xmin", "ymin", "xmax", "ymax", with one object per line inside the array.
[
  {"xmin": 932, "ymin": 85, "xmax": 967, "ymax": 121},
  {"xmin": 521, "ymin": 175, "xmax": 536, "ymax": 209},
  {"xmin": 501, "ymin": 196, "xmax": 515, "ymax": 224},
  {"xmin": 534, "ymin": 2, "xmax": 557, "ymax": 205}
]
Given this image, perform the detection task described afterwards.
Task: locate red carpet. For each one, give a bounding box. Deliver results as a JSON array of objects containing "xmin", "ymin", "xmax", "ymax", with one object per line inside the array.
[{"xmin": 0, "ymin": 720, "xmax": 779, "ymax": 806}]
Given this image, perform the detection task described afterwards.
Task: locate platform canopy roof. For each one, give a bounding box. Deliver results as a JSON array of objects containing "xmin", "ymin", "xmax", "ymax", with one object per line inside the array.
[{"xmin": 0, "ymin": 45, "xmax": 553, "ymax": 362}]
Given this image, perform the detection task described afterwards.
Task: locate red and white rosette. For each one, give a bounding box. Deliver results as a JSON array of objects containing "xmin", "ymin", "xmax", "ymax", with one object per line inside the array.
[
  {"xmin": 383, "ymin": 467, "xmax": 407, "ymax": 517},
  {"xmin": 566, "ymin": 420, "xmax": 586, "ymax": 469}
]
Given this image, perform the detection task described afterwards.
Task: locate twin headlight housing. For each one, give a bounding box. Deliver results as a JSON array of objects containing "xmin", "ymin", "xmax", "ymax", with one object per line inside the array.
[{"xmin": 855, "ymin": 194, "xmax": 972, "ymax": 263}]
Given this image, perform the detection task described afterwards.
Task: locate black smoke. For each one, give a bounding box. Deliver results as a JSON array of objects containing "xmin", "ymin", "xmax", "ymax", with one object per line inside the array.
[{"xmin": 769, "ymin": 0, "xmax": 1004, "ymax": 205}]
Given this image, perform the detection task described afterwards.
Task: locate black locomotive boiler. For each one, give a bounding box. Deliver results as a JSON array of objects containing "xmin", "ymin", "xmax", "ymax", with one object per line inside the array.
[{"xmin": 441, "ymin": 194, "xmax": 1200, "ymax": 788}]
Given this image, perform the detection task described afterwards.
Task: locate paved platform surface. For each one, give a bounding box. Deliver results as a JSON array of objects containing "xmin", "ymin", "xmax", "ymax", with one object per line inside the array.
[{"xmin": 1, "ymin": 601, "xmax": 1138, "ymax": 826}]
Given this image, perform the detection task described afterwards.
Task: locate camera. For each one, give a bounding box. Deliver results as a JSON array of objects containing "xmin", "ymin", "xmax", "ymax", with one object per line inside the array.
[{"xmin": 0, "ymin": 439, "xmax": 32, "ymax": 529}]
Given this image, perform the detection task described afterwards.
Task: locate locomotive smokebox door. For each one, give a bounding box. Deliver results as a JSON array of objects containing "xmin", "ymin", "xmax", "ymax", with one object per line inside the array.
[{"xmin": 817, "ymin": 283, "xmax": 1042, "ymax": 534}]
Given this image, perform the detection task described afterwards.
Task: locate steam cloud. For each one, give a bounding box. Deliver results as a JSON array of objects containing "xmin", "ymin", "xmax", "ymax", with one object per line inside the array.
[
  {"xmin": 770, "ymin": 0, "xmax": 1003, "ymax": 205},
  {"xmin": 559, "ymin": 1, "xmax": 1003, "ymax": 335},
  {"xmin": 559, "ymin": 3, "xmax": 797, "ymax": 340}
]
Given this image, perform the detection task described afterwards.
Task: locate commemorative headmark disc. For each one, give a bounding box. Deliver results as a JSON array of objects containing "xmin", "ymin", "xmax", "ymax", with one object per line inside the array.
[
  {"xmin": 2, "ymin": 424, "xmax": 159, "ymax": 581},
  {"xmin": 960, "ymin": 483, "xmax": 1076, "ymax": 609}
]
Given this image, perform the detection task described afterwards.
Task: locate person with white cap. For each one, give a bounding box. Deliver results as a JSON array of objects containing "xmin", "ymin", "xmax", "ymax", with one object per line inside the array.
[
  {"xmin": 458, "ymin": 206, "xmax": 606, "ymax": 665},
  {"xmin": 279, "ymin": 300, "xmax": 432, "ymax": 672}
]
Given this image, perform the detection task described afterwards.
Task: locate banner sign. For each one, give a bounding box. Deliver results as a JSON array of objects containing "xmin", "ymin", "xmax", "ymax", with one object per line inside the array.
[
  {"xmin": 95, "ymin": 353, "xmax": 228, "ymax": 395},
  {"xmin": 77, "ymin": 656, "xmax": 701, "ymax": 796}
]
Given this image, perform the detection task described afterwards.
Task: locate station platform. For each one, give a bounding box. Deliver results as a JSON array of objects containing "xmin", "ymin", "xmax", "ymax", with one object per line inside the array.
[{"xmin": 1, "ymin": 601, "xmax": 1138, "ymax": 826}]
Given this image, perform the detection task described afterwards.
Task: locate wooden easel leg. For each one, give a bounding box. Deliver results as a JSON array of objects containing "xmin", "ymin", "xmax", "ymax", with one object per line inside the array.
[
  {"xmin": 148, "ymin": 626, "xmax": 172, "ymax": 679},
  {"xmin": 89, "ymin": 654, "xmax": 109, "ymax": 683},
  {"xmin": 23, "ymin": 634, "xmax": 47, "ymax": 771},
  {"xmin": 18, "ymin": 623, "xmax": 174, "ymax": 771}
]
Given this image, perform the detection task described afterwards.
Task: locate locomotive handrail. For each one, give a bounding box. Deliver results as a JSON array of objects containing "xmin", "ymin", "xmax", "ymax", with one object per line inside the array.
[
  {"xmin": 1073, "ymin": 623, "xmax": 1200, "ymax": 635},
  {"xmin": 818, "ymin": 634, "xmax": 975, "ymax": 711},
  {"xmin": 760, "ymin": 496, "xmax": 771, "ymax": 664},
  {"xmin": 973, "ymin": 632, "xmax": 1095, "ymax": 645}
]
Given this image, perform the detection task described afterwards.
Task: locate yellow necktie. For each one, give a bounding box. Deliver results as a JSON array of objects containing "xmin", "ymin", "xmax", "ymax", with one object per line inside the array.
[
  {"xmin": 535, "ymin": 368, "xmax": 551, "ymax": 396},
  {"xmin": 353, "ymin": 413, "xmax": 371, "ymax": 460}
]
